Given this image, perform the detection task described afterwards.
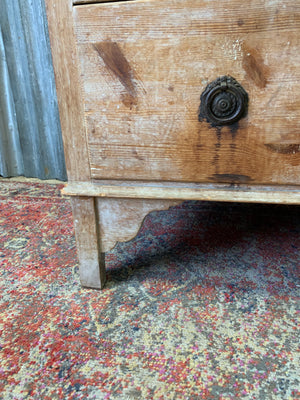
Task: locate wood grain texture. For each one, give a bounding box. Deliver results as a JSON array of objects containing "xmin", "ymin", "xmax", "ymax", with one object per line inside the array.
[
  {"xmin": 45, "ymin": 0, "xmax": 90, "ymax": 181},
  {"xmin": 71, "ymin": 197, "xmax": 106, "ymax": 288},
  {"xmin": 73, "ymin": 0, "xmax": 300, "ymax": 185},
  {"xmin": 62, "ymin": 181, "xmax": 300, "ymax": 205},
  {"xmin": 96, "ymin": 198, "xmax": 181, "ymax": 252}
]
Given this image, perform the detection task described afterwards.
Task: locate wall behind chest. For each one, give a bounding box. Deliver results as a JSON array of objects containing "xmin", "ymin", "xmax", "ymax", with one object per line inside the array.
[{"xmin": 0, "ymin": 0, "xmax": 66, "ymax": 181}]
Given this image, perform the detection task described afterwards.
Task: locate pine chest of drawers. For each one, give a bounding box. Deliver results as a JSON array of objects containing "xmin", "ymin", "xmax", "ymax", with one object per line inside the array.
[{"xmin": 45, "ymin": 0, "xmax": 300, "ymax": 288}]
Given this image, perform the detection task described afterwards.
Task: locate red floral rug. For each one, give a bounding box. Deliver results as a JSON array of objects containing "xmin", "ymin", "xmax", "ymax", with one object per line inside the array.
[{"xmin": 0, "ymin": 179, "xmax": 299, "ymax": 399}]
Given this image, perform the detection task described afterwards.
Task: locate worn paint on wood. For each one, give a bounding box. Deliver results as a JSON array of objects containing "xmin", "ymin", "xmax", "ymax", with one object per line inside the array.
[
  {"xmin": 45, "ymin": 0, "xmax": 91, "ymax": 181},
  {"xmin": 62, "ymin": 180, "xmax": 300, "ymax": 205},
  {"xmin": 74, "ymin": 0, "xmax": 300, "ymax": 185},
  {"xmin": 71, "ymin": 197, "xmax": 106, "ymax": 288},
  {"xmin": 97, "ymin": 198, "xmax": 180, "ymax": 252}
]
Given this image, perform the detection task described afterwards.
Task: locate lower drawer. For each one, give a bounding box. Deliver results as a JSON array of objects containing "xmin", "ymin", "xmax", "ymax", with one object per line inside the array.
[{"xmin": 73, "ymin": 0, "xmax": 300, "ymax": 185}]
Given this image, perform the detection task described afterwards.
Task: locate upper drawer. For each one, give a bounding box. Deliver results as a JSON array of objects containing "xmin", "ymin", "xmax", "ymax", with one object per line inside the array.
[{"xmin": 73, "ymin": 0, "xmax": 300, "ymax": 185}]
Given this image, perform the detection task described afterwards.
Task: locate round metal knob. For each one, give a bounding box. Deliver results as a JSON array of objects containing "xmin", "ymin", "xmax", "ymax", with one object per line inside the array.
[{"xmin": 198, "ymin": 76, "xmax": 248, "ymax": 126}]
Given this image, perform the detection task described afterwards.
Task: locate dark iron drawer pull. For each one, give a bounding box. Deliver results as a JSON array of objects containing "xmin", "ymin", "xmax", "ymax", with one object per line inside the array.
[{"xmin": 199, "ymin": 76, "xmax": 248, "ymax": 127}]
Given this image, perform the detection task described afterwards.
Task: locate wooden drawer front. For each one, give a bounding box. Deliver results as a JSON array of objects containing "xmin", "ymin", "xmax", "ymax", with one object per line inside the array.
[{"xmin": 73, "ymin": 0, "xmax": 300, "ymax": 185}]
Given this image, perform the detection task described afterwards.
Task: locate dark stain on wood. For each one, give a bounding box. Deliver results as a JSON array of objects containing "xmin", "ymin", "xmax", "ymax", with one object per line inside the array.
[
  {"xmin": 212, "ymin": 128, "xmax": 222, "ymax": 174},
  {"xmin": 93, "ymin": 41, "xmax": 138, "ymax": 107},
  {"xmin": 131, "ymin": 148, "xmax": 144, "ymax": 161},
  {"xmin": 210, "ymin": 174, "xmax": 252, "ymax": 183},
  {"xmin": 242, "ymin": 44, "xmax": 269, "ymax": 88},
  {"xmin": 121, "ymin": 93, "xmax": 137, "ymax": 108},
  {"xmin": 237, "ymin": 19, "xmax": 244, "ymax": 26},
  {"xmin": 230, "ymin": 122, "xmax": 240, "ymax": 136},
  {"xmin": 264, "ymin": 143, "xmax": 300, "ymax": 155}
]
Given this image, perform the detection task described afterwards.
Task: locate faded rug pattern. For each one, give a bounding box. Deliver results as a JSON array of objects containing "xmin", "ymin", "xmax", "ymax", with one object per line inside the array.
[{"xmin": 0, "ymin": 180, "xmax": 299, "ymax": 400}]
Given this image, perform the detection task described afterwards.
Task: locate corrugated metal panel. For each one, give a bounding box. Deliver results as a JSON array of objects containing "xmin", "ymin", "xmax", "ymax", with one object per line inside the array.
[{"xmin": 0, "ymin": 0, "xmax": 67, "ymax": 181}]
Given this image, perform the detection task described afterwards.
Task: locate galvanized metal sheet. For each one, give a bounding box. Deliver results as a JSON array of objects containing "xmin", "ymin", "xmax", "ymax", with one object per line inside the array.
[{"xmin": 0, "ymin": 0, "xmax": 67, "ymax": 181}]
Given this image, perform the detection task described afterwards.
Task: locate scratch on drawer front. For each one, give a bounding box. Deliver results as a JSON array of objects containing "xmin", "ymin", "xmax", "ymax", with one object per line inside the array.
[{"xmin": 93, "ymin": 40, "xmax": 138, "ymax": 108}]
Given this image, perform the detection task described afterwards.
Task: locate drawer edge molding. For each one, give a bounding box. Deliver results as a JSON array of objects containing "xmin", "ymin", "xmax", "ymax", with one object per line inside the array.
[{"xmin": 62, "ymin": 181, "xmax": 300, "ymax": 205}]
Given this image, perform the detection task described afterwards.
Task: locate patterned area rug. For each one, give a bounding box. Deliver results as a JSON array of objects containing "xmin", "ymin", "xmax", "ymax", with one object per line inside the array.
[{"xmin": 0, "ymin": 179, "xmax": 299, "ymax": 400}]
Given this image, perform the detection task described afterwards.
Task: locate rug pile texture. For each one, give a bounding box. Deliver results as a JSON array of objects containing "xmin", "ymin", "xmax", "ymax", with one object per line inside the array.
[{"xmin": 0, "ymin": 179, "xmax": 299, "ymax": 399}]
